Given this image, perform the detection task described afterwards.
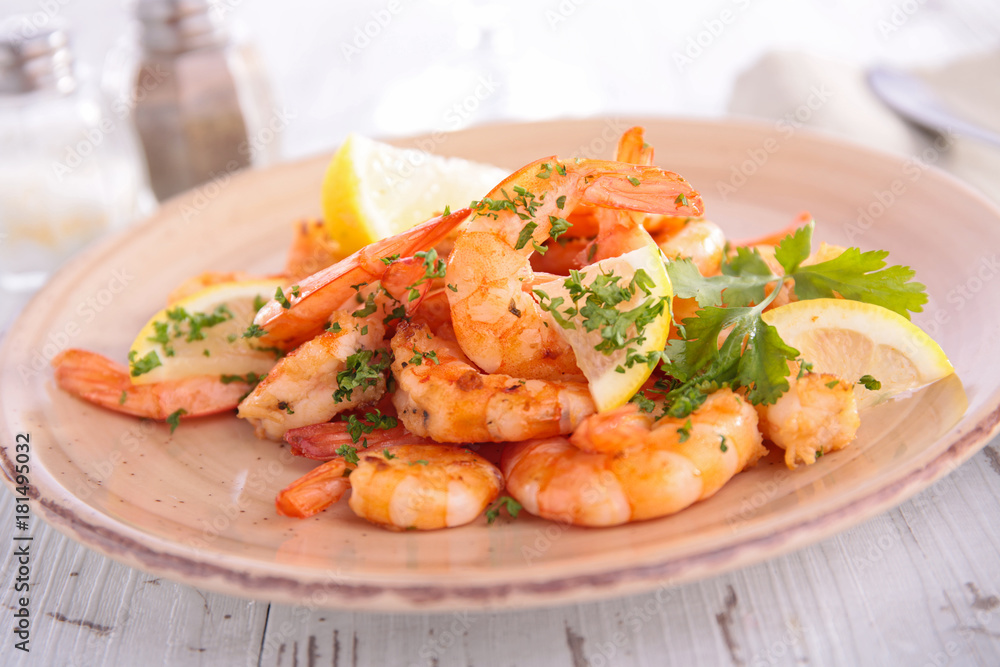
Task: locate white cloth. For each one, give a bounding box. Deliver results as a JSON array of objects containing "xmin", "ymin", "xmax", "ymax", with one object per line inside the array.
[{"xmin": 727, "ymin": 50, "xmax": 1000, "ymax": 204}]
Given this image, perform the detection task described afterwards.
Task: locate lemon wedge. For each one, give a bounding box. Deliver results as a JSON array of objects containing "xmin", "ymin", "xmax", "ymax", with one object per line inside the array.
[
  {"xmin": 539, "ymin": 242, "xmax": 673, "ymax": 411},
  {"xmin": 321, "ymin": 133, "xmax": 508, "ymax": 255},
  {"xmin": 128, "ymin": 278, "xmax": 287, "ymax": 385},
  {"xmin": 762, "ymin": 298, "xmax": 954, "ymax": 410}
]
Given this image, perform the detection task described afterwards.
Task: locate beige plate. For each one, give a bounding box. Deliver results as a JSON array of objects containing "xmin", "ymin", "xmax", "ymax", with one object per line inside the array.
[{"xmin": 1, "ymin": 118, "xmax": 997, "ymax": 612}]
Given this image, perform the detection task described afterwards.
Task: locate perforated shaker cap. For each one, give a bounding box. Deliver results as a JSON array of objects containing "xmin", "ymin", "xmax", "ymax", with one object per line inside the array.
[{"xmin": 0, "ymin": 19, "xmax": 75, "ymax": 95}]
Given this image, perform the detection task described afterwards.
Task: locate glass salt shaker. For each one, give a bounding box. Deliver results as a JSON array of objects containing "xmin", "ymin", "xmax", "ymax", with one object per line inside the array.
[
  {"xmin": 0, "ymin": 21, "xmax": 150, "ymax": 294},
  {"xmin": 127, "ymin": 0, "xmax": 279, "ymax": 201}
]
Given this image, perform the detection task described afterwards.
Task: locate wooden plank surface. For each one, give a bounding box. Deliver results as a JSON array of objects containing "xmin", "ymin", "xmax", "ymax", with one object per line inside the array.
[{"xmin": 2, "ymin": 442, "xmax": 998, "ymax": 666}]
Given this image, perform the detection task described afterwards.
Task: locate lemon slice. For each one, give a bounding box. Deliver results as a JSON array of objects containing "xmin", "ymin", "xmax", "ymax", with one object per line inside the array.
[
  {"xmin": 128, "ymin": 278, "xmax": 287, "ymax": 385},
  {"xmin": 762, "ymin": 298, "xmax": 954, "ymax": 410},
  {"xmin": 321, "ymin": 133, "xmax": 508, "ymax": 255},
  {"xmin": 539, "ymin": 243, "xmax": 673, "ymax": 411}
]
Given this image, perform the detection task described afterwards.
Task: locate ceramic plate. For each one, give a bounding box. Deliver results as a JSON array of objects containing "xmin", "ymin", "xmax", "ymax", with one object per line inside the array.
[{"xmin": 1, "ymin": 118, "xmax": 997, "ymax": 611}]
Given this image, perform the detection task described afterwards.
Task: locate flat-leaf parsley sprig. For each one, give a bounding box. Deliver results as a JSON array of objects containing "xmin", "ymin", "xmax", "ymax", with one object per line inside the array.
[{"xmin": 658, "ymin": 221, "xmax": 927, "ymax": 418}]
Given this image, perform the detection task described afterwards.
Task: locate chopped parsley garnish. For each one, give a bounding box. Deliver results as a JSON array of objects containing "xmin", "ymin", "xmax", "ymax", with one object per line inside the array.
[
  {"xmin": 719, "ymin": 435, "xmax": 728, "ymax": 452},
  {"xmin": 556, "ymin": 195, "xmax": 567, "ymax": 209},
  {"xmin": 548, "ymin": 215, "xmax": 572, "ymax": 242},
  {"xmin": 447, "ymin": 283, "xmax": 458, "ymax": 293},
  {"xmin": 534, "ymin": 267, "xmax": 667, "ymax": 360},
  {"xmin": 825, "ymin": 379, "xmax": 840, "ymax": 389},
  {"xmin": 253, "ymin": 294, "xmax": 267, "ymax": 312},
  {"xmin": 332, "ymin": 349, "xmax": 390, "ymax": 403},
  {"xmin": 408, "ymin": 348, "xmax": 439, "ymax": 366},
  {"xmin": 352, "ymin": 291, "xmax": 378, "ymax": 318},
  {"xmin": 275, "ymin": 286, "xmax": 291, "ymax": 309},
  {"xmin": 630, "ymin": 391, "xmax": 656, "ymax": 413},
  {"xmin": 118, "ymin": 391, "xmax": 127, "ymax": 405},
  {"xmin": 341, "ymin": 409, "xmax": 398, "ymax": 444},
  {"xmin": 675, "ymin": 193, "xmax": 689, "ymax": 207},
  {"xmin": 335, "ymin": 444, "xmax": 360, "ymax": 465},
  {"xmin": 242, "ymin": 323, "xmax": 267, "ymax": 339},
  {"xmin": 514, "ymin": 221, "xmax": 539, "ymax": 251},
  {"xmin": 408, "ymin": 459, "xmax": 429, "ymax": 466},
  {"xmin": 165, "ymin": 408, "xmax": 186, "ymax": 433},
  {"xmin": 677, "ymin": 419, "xmax": 692, "ymax": 443},
  {"xmin": 486, "ymin": 496, "xmax": 522, "ymax": 524},
  {"xmin": 383, "ymin": 449, "xmax": 396, "ymax": 460},
  {"xmin": 443, "ymin": 205, "xmax": 451, "ymax": 216},
  {"xmin": 220, "ymin": 372, "xmax": 264, "ymax": 386},
  {"xmin": 379, "ymin": 253, "xmax": 401, "ymax": 266},
  {"xmin": 660, "ymin": 221, "xmax": 927, "ymax": 418},
  {"xmin": 129, "ymin": 350, "xmax": 162, "ymax": 377},
  {"xmin": 627, "ymin": 176, "xmax": 641, "ymax": 187},
  {"xmin": 326, "ymin": 321, "xmax": 342, "ymax": 333},
  {"xmin": 858, "ymin": 374, "xmax": 881, "ymax": 390}
]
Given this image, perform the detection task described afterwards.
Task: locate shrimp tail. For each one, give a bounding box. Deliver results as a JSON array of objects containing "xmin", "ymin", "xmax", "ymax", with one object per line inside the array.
[
  {"xmin": 579, "ymin": 162, "xmax": 704, "ymax": 217},
  {"xmin": 275, "ymin": 458, "xmax": 352, "ymax": 518}
]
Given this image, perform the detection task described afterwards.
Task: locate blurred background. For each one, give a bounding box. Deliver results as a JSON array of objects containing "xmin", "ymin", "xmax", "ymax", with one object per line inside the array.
[{"xmin": 1, "ymin": 0, "xmax": 998, "ymax": 311}]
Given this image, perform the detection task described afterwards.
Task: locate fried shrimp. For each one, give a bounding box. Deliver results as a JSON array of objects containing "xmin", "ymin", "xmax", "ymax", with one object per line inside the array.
[
  {"xmin": 757, "ymin": 372, "xmax": 860, "ymax": 469},
  {"xmin": 276, "ymin": 443, "xmax": 502, "ymax": 530},
  {"xmin": 501, "ymin": 389, "xmax": 766, "ymax": 526},
  {"xmin": 238, "ymin": 257, "xmax": 434, "ymax": 441},
  {"xmin": 446, "ymin": 157, "xmax": 702, "ymax": 380},
  {"xmin": 390, "ymin": 320, "xmax": 596, "ymax": 442}
]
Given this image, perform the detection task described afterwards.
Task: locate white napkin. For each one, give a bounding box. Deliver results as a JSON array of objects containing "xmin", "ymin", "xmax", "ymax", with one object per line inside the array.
[{"xmin": 727, "ymin": 50, "xmax": 1000, "ymax": 204}]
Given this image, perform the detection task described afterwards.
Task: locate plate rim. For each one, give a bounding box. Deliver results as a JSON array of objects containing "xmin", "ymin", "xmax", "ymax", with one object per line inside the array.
[{"xmin": 3, "ymin": 115, "xmax": 1000, "ymax": 611}]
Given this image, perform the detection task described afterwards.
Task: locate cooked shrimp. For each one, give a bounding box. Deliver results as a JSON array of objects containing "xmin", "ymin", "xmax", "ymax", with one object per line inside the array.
[
  {"xmin": 255, "ymin": 207, "xmax": 470, "ymax": 350},
  {"xmin": 390, "ymin": 320, "xmax": 596, "ymax": 442},
  {"xmin": 502, "ymin": 388, "xmax": 766, "ymax": 526},
  {"xmin": 237, "ymin": 309, "xmax": 388, "ymax": 440},
  {"xmin": 285, "ymin": 421, "xmax": 425, "ymax": 460},
  {"xmin": 276, "ymin": 443, "xmax": 503, "ymax": 530},
  {"xmin": 284, "ymin": 217, "xmax": 344, "ymax": 281},
  {"xmin": 446, "ymin": 157, "xmax": 702, "ymax": 380},
  {"xmin": 757, "ymin": 372, "xmax": 860, "ymax": 469},
  {"xmin": 348, "ymin": 444, "xmax": 503, "ymax": 530},
  {"xmin": 51, "ymin": 349, "xmax": 253, "ymax": 420},
  {"xmin": 238, "ymin": 257, "xmax": 436, "ymax": 441}
]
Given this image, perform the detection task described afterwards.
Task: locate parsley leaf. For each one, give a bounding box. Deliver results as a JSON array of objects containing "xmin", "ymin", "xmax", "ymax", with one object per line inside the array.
[
  {"xmin": 486, "ymin": 496, "xmax": 522, "ymax": 524},
  {"xmin": 166, "ymin": 408, "xmax": 186, "ymax": 433}
]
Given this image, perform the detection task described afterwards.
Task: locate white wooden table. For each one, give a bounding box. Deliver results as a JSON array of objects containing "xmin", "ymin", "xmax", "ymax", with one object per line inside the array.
[{"xmin": 3, "ymin": 1, "xmax": 1000, "ymax": 665}]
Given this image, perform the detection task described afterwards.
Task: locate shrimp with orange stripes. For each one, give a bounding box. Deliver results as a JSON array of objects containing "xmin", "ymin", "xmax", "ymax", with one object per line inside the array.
[
  {"xmin": 501, "ymin": 388, "xmax": 766, "ymax": 526},
  {"xmin": 276, "ymin": 438, "xmax": 502, "ymax": 531},
  {"xmin": 445, "ymin": 157, "xmax": 703, "ymax": 381}
]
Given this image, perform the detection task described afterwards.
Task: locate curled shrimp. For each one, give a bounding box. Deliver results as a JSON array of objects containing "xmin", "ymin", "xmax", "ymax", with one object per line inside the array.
[
  {"xmin": 284, "ymin": 406, "xmax": 426, "ymax": 459},
  {"xmin": 502, "ymin": 388, "xmax": 766, "ymax": 526},
  {"xmin": 255, "ymin": 207, "xmax": 470, "ymax": 350},
  {"xmin": 390, "ymin": 319, "xmax": 595, "ymax": 442},
  {"xmin": 238, "ymin": 257, "xmax": 433, "ymax": 441},
  {"xmin": 446, "ymin": 157, "xmax": 702, "ymax": 380},
  {"xmin": 757, "ymin": 372, "xmax": 860, "ymax": 469},
  {"xmin": 51, "ymin": 349, "xmax": 254, "ymax": 420},
  {"xmin": 276, "ymin": 443, "xmax": 502, "ymax": 530}
]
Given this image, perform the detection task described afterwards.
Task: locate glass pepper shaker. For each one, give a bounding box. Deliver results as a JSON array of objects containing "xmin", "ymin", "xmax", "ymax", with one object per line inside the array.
[
  {"xmin": 0, "ymin": 21, "xmax": 150, "ymax": 294},
  {"xmin": 128, "ymin": 0, "xmax": 279, "ymax": 200}
]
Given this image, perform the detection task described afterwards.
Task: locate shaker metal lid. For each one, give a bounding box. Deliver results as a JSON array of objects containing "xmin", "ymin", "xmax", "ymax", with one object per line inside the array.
[
  {"xmin": 0, "ymin": 19, "xmax": 75, "ymax": 95},
  {"xmin": 136, "ymin": 0, "xmax": 227, "ymax": 54}
]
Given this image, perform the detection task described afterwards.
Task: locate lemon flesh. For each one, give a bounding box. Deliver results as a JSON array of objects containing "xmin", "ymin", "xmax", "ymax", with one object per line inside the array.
[
  {"xmin": 128, "ymin": 278, "xmax": 287, "ymax": 385},
  {"xmin": 321, "ymin": 133, "xmax": 508, "ymax": 254},
  {"xmin": 762, "ymin": 298, "xmax": 954, "ymax": 410},
  {"xmin": 540, "ymin": 243, "xmax": 673, "ymax": 412}
]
